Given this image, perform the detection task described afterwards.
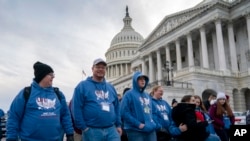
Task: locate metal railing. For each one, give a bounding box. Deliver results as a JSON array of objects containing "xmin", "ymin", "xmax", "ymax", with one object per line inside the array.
[{"xmin": 147, "ymin": 79, "xmax": 192, "ymax": 89}]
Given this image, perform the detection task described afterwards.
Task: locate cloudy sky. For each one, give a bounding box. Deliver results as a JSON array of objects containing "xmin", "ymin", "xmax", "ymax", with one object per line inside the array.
[{"xmin": 0, "ymin": 0, "xmax": 203, "ymax": 112}]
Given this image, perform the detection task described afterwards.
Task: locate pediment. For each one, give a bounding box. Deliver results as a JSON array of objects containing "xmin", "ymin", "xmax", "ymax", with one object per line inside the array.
[
  {"xmin": 140, "ymin": 0, "xmax": 245, "ymax": 49},
  {"xmin": 145, "ymin": 4, "xmax": 213, "ymax": 44}
]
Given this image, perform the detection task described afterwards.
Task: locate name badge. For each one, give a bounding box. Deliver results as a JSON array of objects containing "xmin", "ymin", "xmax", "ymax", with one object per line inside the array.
[
  {"xmin": 144, "ymin": 106, "xmax": 150, "ymax": 114},
  {"xmin": 101, "ymin": 103, "xmax": 110, "ymax": 112},
  {"xmin": 163, "ymin": 113, "xmax": 169, "ymax": 120}
]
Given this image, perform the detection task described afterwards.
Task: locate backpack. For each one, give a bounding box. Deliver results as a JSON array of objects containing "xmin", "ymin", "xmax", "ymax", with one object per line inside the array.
[
  {"xmin": 204, "ymin": 112, "xmax": 216, "ymax": 135},
  {"xmin": 223, "ymin": 115, "xmax": 231, "ymax": 129},
  {"xmin": 23, "ymin": 86, "xmax": 61, "ymax": 105},
  {"xmin": 21, "ymin": 86, "xmax": 62, "ymax": 120}
]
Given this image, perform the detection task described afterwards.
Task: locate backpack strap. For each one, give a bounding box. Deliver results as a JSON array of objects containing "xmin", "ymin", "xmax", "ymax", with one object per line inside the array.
[
  {"xmin": 21, "ymin": 86, "xmax": 31, "ymax": 120},
  {"xmin": 53, "ymin": 87, "xmax": 61, "ymax": 102},
  {"xmin": 23, "ymin": 86, "xmax": 31, "ymax": 105}
]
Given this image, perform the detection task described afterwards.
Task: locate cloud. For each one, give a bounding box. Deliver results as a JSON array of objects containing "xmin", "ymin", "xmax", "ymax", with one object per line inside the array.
[{"xmin": 0, "ymin": 0, "xmax": 202, "ymax": 112}]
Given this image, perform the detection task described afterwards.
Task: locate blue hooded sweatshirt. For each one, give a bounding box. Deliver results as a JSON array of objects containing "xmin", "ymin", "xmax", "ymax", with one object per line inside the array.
[
  {"xmin": 152, "ymin": 98, "xmax": 182, "ymax": 136},
  {"xmin": 6, "ymin": 81, "xmax": 73, "ymax": 141},
  {"xmin": 120, "ymin": 71, "xmax": 156, "ymax": 133},
  {"xmin": 72, "ymin": 76, "xmax": 121, "ymax": 130}
]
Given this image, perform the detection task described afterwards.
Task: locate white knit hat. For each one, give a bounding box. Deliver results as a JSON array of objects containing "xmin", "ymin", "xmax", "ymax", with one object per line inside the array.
[{"xmin": 216, "ymin": 92, "xmax": 226, "ymax": 100}]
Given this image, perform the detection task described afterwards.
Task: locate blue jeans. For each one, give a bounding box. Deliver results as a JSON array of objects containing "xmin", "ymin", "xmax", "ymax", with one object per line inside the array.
[
  {"xmin": 204, "ymin": 134, "xmax": 221, "ymax": 141},
  {"xmin": 126, "ymin": 130, "xmax": 156, "ymax": 141},
  {"xmin": 82, "ymin": 126, "xmax": 120, "ymax": 141}
]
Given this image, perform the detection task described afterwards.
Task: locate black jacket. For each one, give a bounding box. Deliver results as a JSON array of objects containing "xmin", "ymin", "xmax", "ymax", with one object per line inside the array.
[
  {"xmin": 172, "ymin": 103, "xmax": 209, "ymax": 141},
  {"xmin": 203, "ymin": 100, "xmax": 210, "ymax": 111}
]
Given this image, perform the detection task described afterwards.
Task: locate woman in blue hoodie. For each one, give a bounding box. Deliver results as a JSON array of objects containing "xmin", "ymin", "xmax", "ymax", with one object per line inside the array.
[
  {"xmin": 151, "ymin": 85, "xmax": 187, "ymax": 141},
  {"xmin": 120, "ymin": 71, "xmax": 156, "ymax": 141}
]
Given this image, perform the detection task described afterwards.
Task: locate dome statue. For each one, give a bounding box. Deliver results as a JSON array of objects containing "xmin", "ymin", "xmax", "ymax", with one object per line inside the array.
[{"xmin": 110, "ymin": 6, "xmax": 144, "ymax": 47}]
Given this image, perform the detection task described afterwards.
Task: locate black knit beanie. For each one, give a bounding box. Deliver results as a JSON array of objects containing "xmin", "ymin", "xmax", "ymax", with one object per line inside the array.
[
  {"xmin": 33, "ymin": 61, "xmax": 54, "ymax": 83},
  {"xmin": 172, "ymin": 98, "xmax": 178, "ymax": 106},
  {"xmin": 123, "ymin": 87, "xmax": 130, "ymax": 95}
]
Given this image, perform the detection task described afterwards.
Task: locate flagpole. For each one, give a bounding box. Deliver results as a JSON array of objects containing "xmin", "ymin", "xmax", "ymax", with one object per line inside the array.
[{"xmin": 82, "ymin": 69, "xmax": 86, "ymax": 80}]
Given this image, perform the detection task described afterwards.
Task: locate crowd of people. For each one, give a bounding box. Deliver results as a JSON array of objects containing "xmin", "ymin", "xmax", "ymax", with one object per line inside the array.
[
  {"xmin": 0, "ymin": 108, "xmax": 5, "ymax": 140},
  {"xmin": 3, "ymin": 59, "xmax": 237, "ymax": 141}
]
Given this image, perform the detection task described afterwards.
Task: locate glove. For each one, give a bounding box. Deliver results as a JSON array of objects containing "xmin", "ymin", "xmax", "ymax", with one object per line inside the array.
[{"xmin": 66, "ymin": 134, "xmax": 74, "ymax": 141}]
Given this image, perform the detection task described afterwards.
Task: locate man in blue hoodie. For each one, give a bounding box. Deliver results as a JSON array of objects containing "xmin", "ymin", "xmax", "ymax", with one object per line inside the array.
[
  {"xmin": 120, "ymin": 71, "xmax": 156, "ymax": 141},
  {"xmin": 72, "ymin": 58, "xmax": 122, "ymax": 141},
  {"xmin": 6, "ymin": 61, "xmax": 74, "ymax": 141}
]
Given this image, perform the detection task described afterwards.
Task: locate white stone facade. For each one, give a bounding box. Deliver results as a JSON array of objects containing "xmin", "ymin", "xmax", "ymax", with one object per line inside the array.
[{"xmin": 105, "ymin": 0, "xmax": 250, "ymax": 112}]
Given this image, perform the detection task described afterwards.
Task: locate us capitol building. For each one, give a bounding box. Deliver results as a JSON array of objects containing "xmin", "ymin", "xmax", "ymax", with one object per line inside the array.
[{"xmin": 104, "ymin": 0, "xmax": 250, "ymax": 112}]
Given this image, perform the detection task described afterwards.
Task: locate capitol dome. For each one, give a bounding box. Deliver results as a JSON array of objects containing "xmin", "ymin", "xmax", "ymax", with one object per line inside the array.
[
  {"xmin": 105, "ymin": 6, "xmax": 144, "ymax": 82},
  {"xmin": 110, "ymin": 6, "xmax": 143, "ymax": 46},
  {"xmin": 111, "ymin": 27, "xmax": 143, "ymax": 47}
]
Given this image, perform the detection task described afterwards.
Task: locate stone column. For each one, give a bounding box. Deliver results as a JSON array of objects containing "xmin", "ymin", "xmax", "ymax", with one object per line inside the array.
[
  {"xmin": 212, "ymin": 32, "xmax": 219, "ymax": 70},
  {"xmin": 244, "ymin": 13, "xmax": 250, "ymax": 66},
  {"xmin": 109, "ymin": 65, "xmax": 112, "ymax": 78},
  {"xmin": 165, "ymin": 45, "xmax": 172, "ymax": 80},
  {"xmin": 198, "ymin": 41, "xmax": 203, "ymax": 67},
  {"xmin": 141, "ymin": 58, "xmax": 146, "ymax": 75},
  {"xmin": 245, "ymin": 13, "xmax": 250, "ymax": 68},
  {"xmin": 125, "ymin": 63, "xmax": 128, "ymax": 74},
  {"xmin": 121, "ymin": 64, "xmax": 124, "ymax": 76},
  {"xmin": 116, "ymin": 64, "xmax": 119, "ymax": 77},
  {"xmin": 199, "ymin": 25, "xmax": 209, "ymax": 68},
  {"xmin": 111, "ymin": 65, "xmax": 114, "ymax": 78},
  {"xmin": 107, "ymin": 66, "xmax": 110, "ymax": 78},
  {"xmin": 175, "ymin": 39, "xmax": 182, "ymax": 70},
  {"xmin": 144, "ymin": 60, "xmax": 148, "ymax": 76},
  {"xmin": 187, "ymin": 32, "xmax": 194, "ymax": 67},
  {"xmin": 110, "ymin": 66, "xmax": 112, "ymax": 78},
  {"xmin": 245, "ymin": 13, "xmax": 250, "ymax": 50},
  {"xmin": 227, "ymin": 21, "xmax": 238, "ymax": 72},
  {"xmin": 165, "ymin": 45, "xmax": 171, "ymax": 63},
  {"xmin": 156, "ymin": 49, "xmax": 163, "ymax": 85},
  {"xmin": 110, "ymin": 65, "xmax": 112, "ymax": 76},
  {"xmin": 149, "ymin": 53, "xmax": 154, "ymax": 83},
  {"xmin": 215, "ymin": 19, "xmax": 227, "ymax": 71}
]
